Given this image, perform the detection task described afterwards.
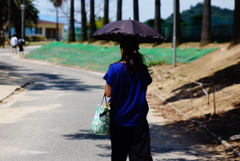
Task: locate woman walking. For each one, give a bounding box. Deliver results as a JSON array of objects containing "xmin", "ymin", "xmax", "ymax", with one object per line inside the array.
[{"xmin": 103, "ymin": 36, "xmax": 153, "ymax": 161}]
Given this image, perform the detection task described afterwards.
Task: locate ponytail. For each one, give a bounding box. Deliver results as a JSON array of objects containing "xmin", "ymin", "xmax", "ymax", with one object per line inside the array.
[{"xmin": 119, "ymin": 36, "xmax": 145, "ymax": 74}]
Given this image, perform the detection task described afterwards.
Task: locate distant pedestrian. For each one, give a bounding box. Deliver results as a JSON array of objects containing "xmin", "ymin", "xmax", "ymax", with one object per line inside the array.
[
  {"xmin": 10, "ymin": 34, "xmax": 18, "ymax": 55},
  {"xmin": 103, "ymin": 36, "xmax": 153, "ymax": 161},
  {"xmin": 18, "ymin": 37, "xmax": 25, "ymax": 54}
]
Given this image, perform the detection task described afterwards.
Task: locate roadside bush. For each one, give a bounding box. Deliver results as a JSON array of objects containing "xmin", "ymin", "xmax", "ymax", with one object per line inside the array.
[
  {"xmin": 31, "ymin": 36, "xmax": 46, "ymax": 41},
  {"xmin": 25, "ymin": 36, "xmax": 46, "ymax": 41},
  {"xmin": 25, "ymin": 36, "xmax": 31, "ymax": 41},
  {"xmin": 147, "ymin": 60, "xmax": 165, "ymax": 67}
]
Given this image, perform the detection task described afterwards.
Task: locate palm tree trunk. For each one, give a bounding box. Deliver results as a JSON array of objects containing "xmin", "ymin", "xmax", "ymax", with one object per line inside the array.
[
  {"xmin": 175, "ymin": 0, "xmax": 181, "ymax": 46},
  {"xmin": 81, "ymin": 0, "xmax": 87, "ymax": 41},
  {"xmin": 154, "ymin": 0, "xmax": 161, "ymax": 33},
  {"xmin": 51, "ymin": 0, "xmax": 63, "ymax": 41},
  {"xmin": 230, "ymin": 0, "xmax": 240, "ymax": 46},
  {"xmin": 8, "ymin": 0, "xmax": 11, "ymax": 39},
  {"xmin": 200, "ymin": 0, "xmax": 211, "ymax": 47},
  {"xmin": 103, "ymin": 0, "xmax": 109, "ymax": 25},
  {"xmin": 116, "ymin": 0, "xmax": 122, "ymax": 20},
  {"xmin": 68, "ymin": 0, "xmax": 75, "ymax": 42},
  {"xmin": 89, "ymin": 0, "xmax": 96, "ymax": 37},
  {"xmin": 133, "ymin": 0, "xmax": 139, "ymax": 21},
  {"xmin": 23, "ymin": 0, "xmax": 26, "ymax": 38}
]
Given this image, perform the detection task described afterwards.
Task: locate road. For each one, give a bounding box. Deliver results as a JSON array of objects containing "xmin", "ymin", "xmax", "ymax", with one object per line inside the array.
[{"xmin": 0, "ymin": 46, "xmax": 228, "ymax": 161}]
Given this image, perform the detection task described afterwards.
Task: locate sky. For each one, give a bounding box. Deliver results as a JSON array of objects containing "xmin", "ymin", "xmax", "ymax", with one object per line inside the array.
[{"xmin": 35, "ymin": 0, "xmax": 234, "ymax": 25}]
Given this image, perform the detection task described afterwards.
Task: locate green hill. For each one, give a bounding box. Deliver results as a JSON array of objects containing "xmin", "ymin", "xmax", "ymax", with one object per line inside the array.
[
  {"xmin": 25, "ymin": 42, "xmax": 217, "ymax": 72},
  {"xmin": 164, "ymin": 3, "xmax": 233, "ymax": 26}
]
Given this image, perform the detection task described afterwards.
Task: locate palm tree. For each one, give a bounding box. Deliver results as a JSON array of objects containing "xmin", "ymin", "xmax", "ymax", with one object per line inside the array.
[
  {"xmin": 68, "ymin": 0, "xmax": 75, "ymax": 42},
  {"xmin": 81, "ymin": 0, "xmax": 87, "ymax": 41},
  {"xmin": 133, "ymin": 0, "xmax": 139, "ymax": 21},
  {"xmin": 230, "ymin": 0, "xmax": 240, "ymax": 47},
  {"xmin": 1, "ymin": 0, "xmax": 38, "ymax": 39},
  {"xmin": 8, "ymin": 0, "xmax": 11, "ymax": 39},
  {"xmin": 12, "ymin": 0, "xmax": 39, "ymax": 38},
  {"xmin": 50, "ymin": 0, "xmax": 63, "ymax": 41},
  {"xmin": 116, "ymin": 0, "xmax": 122, "ymax": 20},
  {"xmin": 175, "ymin": 0, "xmax": 181, "ymax": 46},
  {"xmin": 154, "ymin": 0, "xmax": 161, "ymax": 33},
  {"xmin": 0, "ymin": 0, "xmax": 8, "ymax": 46},
  {"xmin": 0, "ymin": 0, "xmax": 8, "ymax": 32},
  {"xmin": 200, "ymin": 0, "xmax": 211, "ymax": 46},
  {"xmin": 0, "ymin": 0, "xmax": 34, "ymax": 38},
  {"xmin": 103, "ymin": 0, "xmax": 109, "ymax": 25},
  {"xmin": 89, "ymin": 0, "xmax": 96, "ymax": 37}
]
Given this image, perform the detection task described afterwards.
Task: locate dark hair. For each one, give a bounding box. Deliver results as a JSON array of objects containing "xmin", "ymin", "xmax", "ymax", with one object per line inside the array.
[{"xmin": 119, "ymin": 36, "xmax": 145, "ymax": 74}]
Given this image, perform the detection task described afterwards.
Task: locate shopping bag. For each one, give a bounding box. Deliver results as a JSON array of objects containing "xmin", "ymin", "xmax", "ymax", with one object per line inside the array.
[{"xmin": 90, "ymin": 95, "xmax": 110, "ymax": 135}]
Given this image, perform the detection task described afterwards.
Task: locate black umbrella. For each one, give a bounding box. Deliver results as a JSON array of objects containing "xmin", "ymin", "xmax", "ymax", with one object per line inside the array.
[{"xmin": 91, "ymin": 19, "xmax": 166, "ymax": 43}]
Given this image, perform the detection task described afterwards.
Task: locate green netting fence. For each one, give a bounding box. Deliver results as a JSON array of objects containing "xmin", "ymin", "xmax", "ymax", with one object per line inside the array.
[{"xmin": 25, "ymin": 42, "xmax": 217, "ymax": 72}]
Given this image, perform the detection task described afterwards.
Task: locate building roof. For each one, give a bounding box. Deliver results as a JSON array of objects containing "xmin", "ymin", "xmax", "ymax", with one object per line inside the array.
[{"xmin": 38, "ymin": 20, "xmax": 65, "ymax": 25}]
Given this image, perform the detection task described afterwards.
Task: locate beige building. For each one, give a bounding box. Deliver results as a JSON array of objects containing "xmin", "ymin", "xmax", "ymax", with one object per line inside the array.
[{"xmin": 27, "ymin": 20, "xmax": 65, "ymax": 40}]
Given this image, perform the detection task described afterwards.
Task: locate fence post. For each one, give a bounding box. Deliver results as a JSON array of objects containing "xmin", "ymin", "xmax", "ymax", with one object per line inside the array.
[{"xmin": 213, "ymin": 84, "xmax": 217, "ymax": 117}]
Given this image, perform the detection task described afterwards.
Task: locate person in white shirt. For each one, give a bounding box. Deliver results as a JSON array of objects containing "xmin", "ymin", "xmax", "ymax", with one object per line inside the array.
[{"xmin": 10, "ymin": 34, "xmax": 18, "ymax": 55}]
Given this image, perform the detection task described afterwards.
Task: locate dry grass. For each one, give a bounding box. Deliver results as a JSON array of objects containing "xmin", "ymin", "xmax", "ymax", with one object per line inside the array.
[{"xmin": 148, "ymin": 42, "xmax": 240, "ymax": 157}]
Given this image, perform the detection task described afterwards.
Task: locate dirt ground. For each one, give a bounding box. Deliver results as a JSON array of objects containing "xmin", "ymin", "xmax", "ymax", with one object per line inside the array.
[{"xmin": 147, "ymin": 42, "xmax": 240, "ymax": 160}]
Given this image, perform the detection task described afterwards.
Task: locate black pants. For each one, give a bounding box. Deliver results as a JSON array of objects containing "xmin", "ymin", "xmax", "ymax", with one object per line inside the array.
[{"xmin": 110, "ymin": 122, "xmax": 153, "ymax": 161}]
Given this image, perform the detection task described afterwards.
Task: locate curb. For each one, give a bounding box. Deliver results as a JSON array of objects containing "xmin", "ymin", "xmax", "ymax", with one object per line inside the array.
[
  {"xmin": 150, "ymin": 89, "xmax": 240, "ymax": 158},
  {"xmin": 0, "ymin": 81, "xmax": 32, "ymax": 103}
]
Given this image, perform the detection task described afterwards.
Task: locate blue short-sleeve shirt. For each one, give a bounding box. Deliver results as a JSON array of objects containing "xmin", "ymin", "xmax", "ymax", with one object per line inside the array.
[{"xmin": 103, "ymin": 62, "xmax": 152, "ymax": 126}]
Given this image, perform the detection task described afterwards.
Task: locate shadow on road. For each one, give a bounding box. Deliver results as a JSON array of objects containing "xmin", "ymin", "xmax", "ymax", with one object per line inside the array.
[
  {"xmin": 0, "ymin": 61, "xmax": 104, "ymax": 91},
  {"xmin": 0, "ymin": 58, "xmax": 233, "ymax": 160},
  {"xmin": 0, "ymin": 62, "xmax": 31, "ymax": 85},
  {"xmin": 149, "ymin": 122, "xmax": 227, "ymax": 160},
  {"xmin": 148, "ymin": 107, "xmax": 234, "ymax": 160},
  {"xmin": 63, "ymin": 129, "xmax": 109, "ymax": 140},
  {"xmin": 63, "ymin": 130, "xmax": 111, "ymax": 158},
  {"xmin": 62, "ymin": 121, "xmax": 232, "ymax": 160},
  {"xmin": 29, "ymin": 73, "xmax": 104, "ymax": 91}
]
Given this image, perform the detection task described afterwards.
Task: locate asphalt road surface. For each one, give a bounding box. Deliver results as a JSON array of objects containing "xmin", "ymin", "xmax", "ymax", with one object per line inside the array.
[{"xmin": 0, "ymin": 46, "xmax": 227, "ymax": 161}]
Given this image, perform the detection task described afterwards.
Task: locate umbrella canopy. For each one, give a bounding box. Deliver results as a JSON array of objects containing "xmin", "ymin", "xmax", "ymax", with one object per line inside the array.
[{"xmin": 91, "ymin": 20, "xmax": 166, "ymax": 43}]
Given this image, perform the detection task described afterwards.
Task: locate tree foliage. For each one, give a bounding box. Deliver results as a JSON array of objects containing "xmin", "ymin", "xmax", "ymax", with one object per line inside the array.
[
  {"xmin": 0, "ymin": 0, "xmax": 39, "ymax": 38},
  {"xmin": 164, "ymin": 3, "xmax": 233, "ymax": 26},
  {"xmin": 0, "ymin": 0, "xmax": 8, "ymax": 30},
  {"xmin": 50, "ymin": 0, "xmax": 63, "ymax": 7}
]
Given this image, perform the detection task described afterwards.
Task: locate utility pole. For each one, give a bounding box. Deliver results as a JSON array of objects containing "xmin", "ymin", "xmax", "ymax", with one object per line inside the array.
[
  {"xmin": 173, "ymin": 0, "xmax": 177, "ymax": 67},
  {"xmin": 20, "ymin": 4, "xmax": 25, "ymax": 38},
  {"xmin": 23, "ymin": 0, "xmax": 26, "ymax": 38}
]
